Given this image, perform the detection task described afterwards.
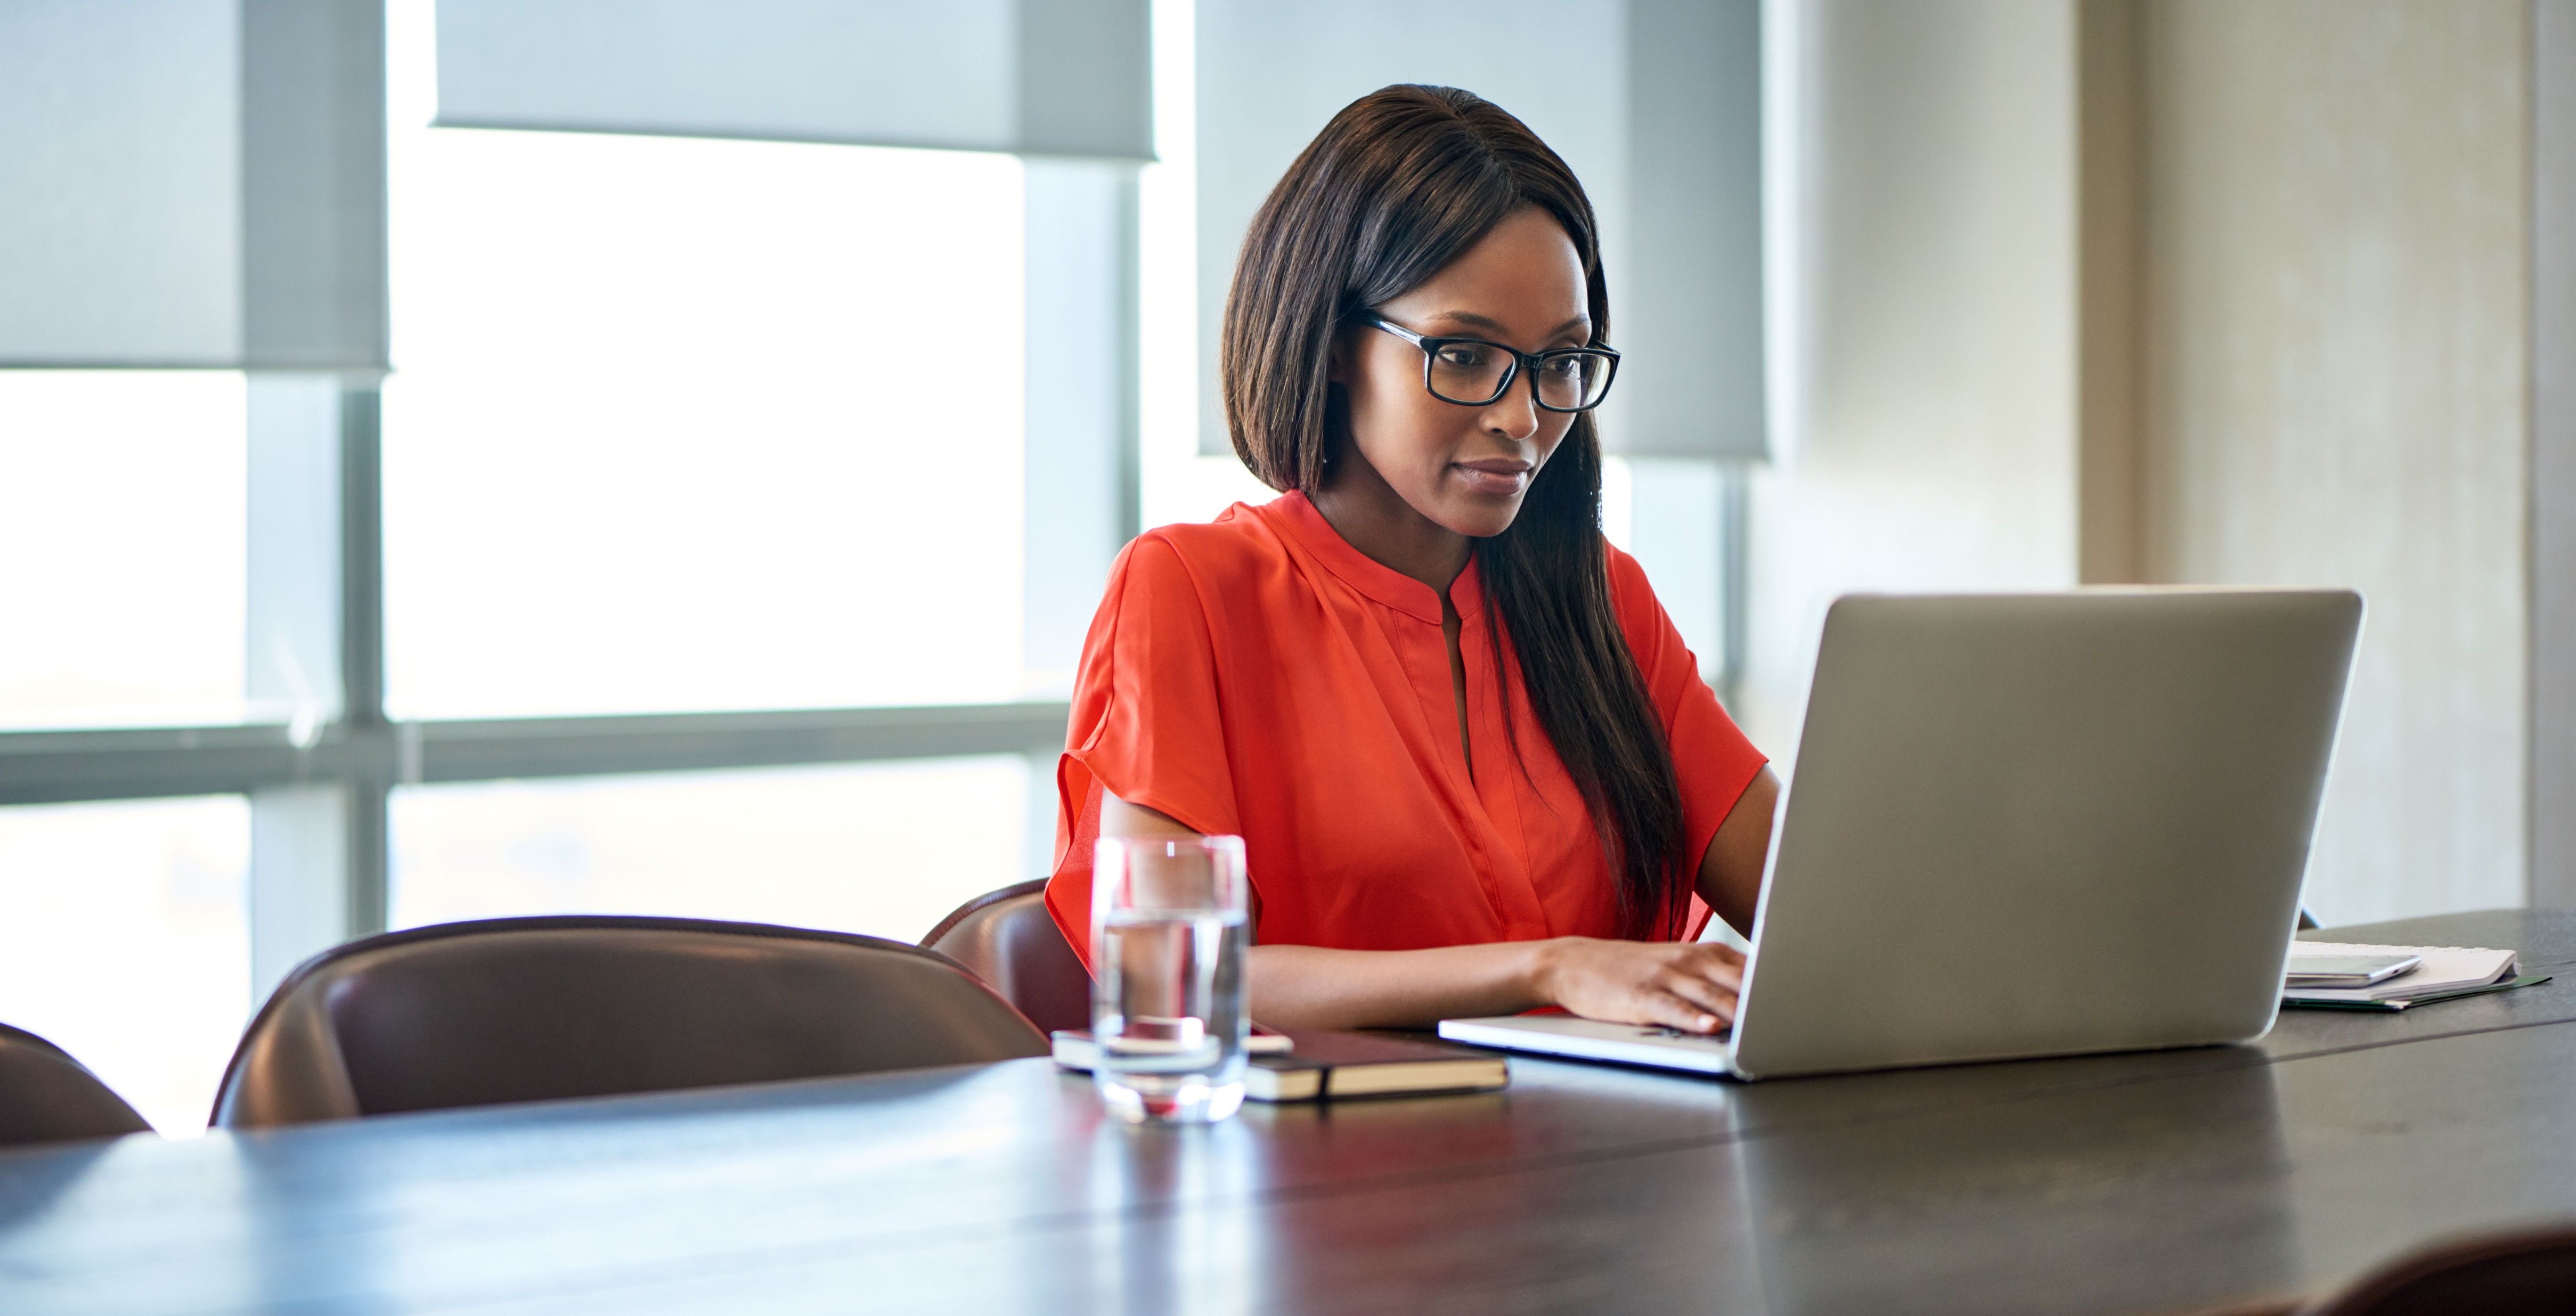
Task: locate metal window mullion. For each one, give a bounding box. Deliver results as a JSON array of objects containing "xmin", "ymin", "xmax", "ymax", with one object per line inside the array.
[
  {"xmin": 0, "ymin": 704, "xmax": 1076, "ymax": 806},
  {"xmin": 1021, "ymin": 160, "xmax": 1140, "ymax": 882},
  {"xmin": 246, "ymin": 373, "xmax": 360, "ymax": 999},
  {"xmin": 241, "ymin": 374, "xmax": 389, "ymax": 996},
  {"xmin": 338, "ymin": 382, "xmax": 389, "ymax": 937}
]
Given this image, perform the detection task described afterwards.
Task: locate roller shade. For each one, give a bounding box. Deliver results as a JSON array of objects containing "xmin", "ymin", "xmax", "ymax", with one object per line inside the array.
[
  {"xmin": 0, "ymin": 0, "xmax": 387, "ymax": 370},
  {"xmin": 1626, "ymin": 0, "xmax": 1764, "ymax": 460},
  {"xmin": 1195, "ymin": 0, "xmax": 1763, "ymax": 460},
  {"xmin": 433, "ymin": 0, "xmax": 1153, "ymax": 161}
]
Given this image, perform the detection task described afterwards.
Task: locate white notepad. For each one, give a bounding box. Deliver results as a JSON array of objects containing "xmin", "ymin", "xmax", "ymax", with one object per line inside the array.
[{"xmin": 2286, "ymin": 941, "xmax": 2518, "ymax": 1006}]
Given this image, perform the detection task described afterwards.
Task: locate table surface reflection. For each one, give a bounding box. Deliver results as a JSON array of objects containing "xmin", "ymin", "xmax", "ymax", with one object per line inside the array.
[{"xmin": 4, "ymin": 909, "xmax": 2575, "ymax": 1314}]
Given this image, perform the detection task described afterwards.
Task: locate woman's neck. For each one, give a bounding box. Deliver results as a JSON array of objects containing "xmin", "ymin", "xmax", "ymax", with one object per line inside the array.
[{"xmin": 1309, "ymin": 455, "xmax": 1473, "ymax": 595}]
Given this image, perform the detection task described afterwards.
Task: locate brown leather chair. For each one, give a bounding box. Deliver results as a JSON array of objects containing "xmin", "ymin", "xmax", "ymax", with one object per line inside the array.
[
  {"xmin": 922, "ymin": 880, "xmax": 1093, "ymax": 1034},
  {"xmin": 2294, "ymin": 1224, "xmax": 2576, "ymax": 1314},
  {"xmin": 0, "ymin": 1023, "xmax": 152, "ymax": 1149},
  {"xmin": 211, "ymin": 915, "xmax": 1050, "ymax": 1130}
]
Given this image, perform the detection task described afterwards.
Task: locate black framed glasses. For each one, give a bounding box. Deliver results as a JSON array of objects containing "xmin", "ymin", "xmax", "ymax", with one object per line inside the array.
[{"xmin": 1365, "ymin": 314, "xmax": 1621, "ymax": 412}]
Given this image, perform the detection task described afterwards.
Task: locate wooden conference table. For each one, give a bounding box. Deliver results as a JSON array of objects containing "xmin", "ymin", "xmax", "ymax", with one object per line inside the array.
[{"xmin": 5, "ymin": 910, "xmax": 2576, "ymax": 1314}]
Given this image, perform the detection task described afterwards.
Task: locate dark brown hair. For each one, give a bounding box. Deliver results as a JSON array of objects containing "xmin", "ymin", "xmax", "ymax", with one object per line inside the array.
[{"xmin": 1220, "ymin": 85, "xmax": 1688, "ymax": 939}]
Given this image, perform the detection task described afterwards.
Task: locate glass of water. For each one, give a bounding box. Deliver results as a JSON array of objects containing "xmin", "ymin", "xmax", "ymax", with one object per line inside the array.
[{"xmin": 1090, "ymin": 834, "xmax": 1251, "ymax": 1125}]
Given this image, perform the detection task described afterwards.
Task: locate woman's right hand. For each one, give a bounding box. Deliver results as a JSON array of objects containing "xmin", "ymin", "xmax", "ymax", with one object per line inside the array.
[{"xmin": 1531, "ymin": 937, "xmax": 1747, "ymax": 1034}]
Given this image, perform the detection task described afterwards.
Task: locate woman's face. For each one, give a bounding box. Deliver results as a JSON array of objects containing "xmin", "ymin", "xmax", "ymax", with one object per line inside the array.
[{"xmin": 1331, "ymin": 206, "xmax": 1590, "ymax": 539}]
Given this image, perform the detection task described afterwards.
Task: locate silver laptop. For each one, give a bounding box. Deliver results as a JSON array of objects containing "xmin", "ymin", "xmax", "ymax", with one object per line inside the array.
[{"xmin": 1440, "ymin": 588, "xmax": 2363, "ymax": 1081}]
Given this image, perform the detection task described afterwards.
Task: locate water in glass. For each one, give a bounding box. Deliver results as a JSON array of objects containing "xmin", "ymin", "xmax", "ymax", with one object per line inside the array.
[{"xmin": 1091, "ymin": 835, "xmax": 1250, "ymax": 1124}]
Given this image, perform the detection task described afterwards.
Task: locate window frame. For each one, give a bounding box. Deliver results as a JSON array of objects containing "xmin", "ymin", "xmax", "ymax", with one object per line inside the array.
[{"xmin": 0, "ymin": 378, "xmax": 1069, "ymax": 990}]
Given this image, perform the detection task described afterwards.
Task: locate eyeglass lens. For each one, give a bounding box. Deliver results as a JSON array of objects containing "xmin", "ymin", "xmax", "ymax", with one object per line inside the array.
[{"xmin": 1424, "ymin": 341, "xmax": 1614, "ymax": 411}]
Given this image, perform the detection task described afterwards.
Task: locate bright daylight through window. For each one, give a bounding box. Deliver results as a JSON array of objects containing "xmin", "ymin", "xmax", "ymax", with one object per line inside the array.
[
  {"xmin": 0, "ymin": 796, "xmax": 248, "ymax": 1135},
  {"xmin": 381, "ymin": 11, "xmax": 1027, "ymax": 720},
  {"xmin": 389, "ymin": 757, "xmax": 1028, "ymax": 941},
  {"xmin": 0, "ymin": 371, "xmax": 247, "ymax": 731},
  {"xmin": 0, "ymin": 374, "xmax": 252, "ymax": 1134},
  {"xmin": 377, "ymin": 3, "xmax": 1036, "ymax": 941}
]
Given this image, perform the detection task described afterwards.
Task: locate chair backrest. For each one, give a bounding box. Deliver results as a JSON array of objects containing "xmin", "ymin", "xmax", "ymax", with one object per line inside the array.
[
  {"xmin": 213, "ymin": 915, "xmax": 1050, "ymax": 1130},
  {"xmin": 0, "ymin": 1023, "xmax": 152, "ymax": 1149},
  {"xmin": 2297, "ymin": 1224, "xmax": 2576, "ymax": 1314},
  {"xmin": 922, "ymin": 880, "xmax": 1092, "ymax": 1034}
]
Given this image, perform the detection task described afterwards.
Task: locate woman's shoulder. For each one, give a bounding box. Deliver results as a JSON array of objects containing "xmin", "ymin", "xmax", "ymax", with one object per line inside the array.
[
  {"xmin": 1601, "ymin": 538, "xmax": 1659, "ymax": 612},
  {"xmin": 1120, "ymin": 499, "xmax": 1296, "ymax": 588},
  {"xmin": 1597, "ymin": 539, "xmax": 1693, "ymax": 648},
  {"xmin": 1095, "ymin": 502, "xmax": 1305, "ymax": 653}
]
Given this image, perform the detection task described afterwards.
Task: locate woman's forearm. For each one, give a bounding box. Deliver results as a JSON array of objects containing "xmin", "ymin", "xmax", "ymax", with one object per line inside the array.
[
  {"xmin": 1246, "ymin": 941, "xmax": 1559, "ymax": 1029},
  {"xmin": 1104, "ymin": 792, "xmax": 1558, "ymax": 1027},
  {"xmin": 1102, "ymin": 789, "xmax": 1751, "ymax": 1032}
]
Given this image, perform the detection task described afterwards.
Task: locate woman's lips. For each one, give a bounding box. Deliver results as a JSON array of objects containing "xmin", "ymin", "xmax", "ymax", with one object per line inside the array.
[{"xmin": 1453, "ymin": 459, "xmax": 1533, "ymax": 496}]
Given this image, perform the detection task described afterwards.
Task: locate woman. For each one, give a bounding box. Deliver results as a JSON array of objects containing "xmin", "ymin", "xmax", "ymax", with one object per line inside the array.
[{"xmin": 1044, "ymin": 85, "xmax": 1780, "ymax": 1034}]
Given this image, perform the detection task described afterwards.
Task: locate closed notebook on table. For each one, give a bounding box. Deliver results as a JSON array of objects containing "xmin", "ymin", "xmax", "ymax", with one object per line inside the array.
[
  {"xmin": 2284, "ymin": 941, "xmax": 2536, "ymax": 1010},
  {"xmin": 1051, "ymin": 1028, "xmax": 1507, "ymax": 1101}
]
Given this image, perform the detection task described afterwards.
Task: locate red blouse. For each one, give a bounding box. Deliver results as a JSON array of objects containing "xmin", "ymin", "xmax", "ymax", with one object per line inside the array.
[{"xmin": 1045, "ymin": 491, "xmax": 1767, "ymax": 965}]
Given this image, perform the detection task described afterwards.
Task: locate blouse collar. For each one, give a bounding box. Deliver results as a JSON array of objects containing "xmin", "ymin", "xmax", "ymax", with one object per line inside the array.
[{"xmin": 1265, "ymin": 490, "xmax": 1485, "ymax": 627}]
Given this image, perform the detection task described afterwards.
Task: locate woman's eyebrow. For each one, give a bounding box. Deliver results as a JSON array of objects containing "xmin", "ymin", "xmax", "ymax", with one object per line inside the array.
[{"xmin": 1426, "ymin": 311, "xmax": 1593, "ymax": 339}]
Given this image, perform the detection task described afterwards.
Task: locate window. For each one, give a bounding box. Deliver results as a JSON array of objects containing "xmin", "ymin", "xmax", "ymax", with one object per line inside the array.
[
  {"xmin": 0, "ymin": 372, "xmax": 246, "ymax": 731},
  {"xmin": 0, "ymin": 796, "xmax": 250, "ymax": 1134},
  {"xmin": 369, "ymin": 11, "xmax": 1050, "ymax": 958},
  {"xmin": 390, "ymin": 757, "xmax": 1028, "ymax": 942},
  {"xmin": 383, "ymin": 26, "xmax": 1027, "ymax": 720},
  {"xmin": 0, "ymin": 5, "xmax": 1079, "ymax": 1132}
]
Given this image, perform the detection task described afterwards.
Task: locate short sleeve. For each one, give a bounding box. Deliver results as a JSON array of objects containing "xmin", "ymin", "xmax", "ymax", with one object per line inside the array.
[
  {"xmin": 1044, "ymin": 535, "xmax": 1244, "ymax": 970},
  {"xmin": 1605, "ymin": 546, "xmax": 1769, "ymax": 922}
]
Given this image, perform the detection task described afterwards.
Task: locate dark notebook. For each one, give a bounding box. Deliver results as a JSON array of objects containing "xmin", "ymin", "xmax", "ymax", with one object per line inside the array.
[{"xmin": 1051, "ymin": 1026, "xmax": 1509, "ymax": 1101}]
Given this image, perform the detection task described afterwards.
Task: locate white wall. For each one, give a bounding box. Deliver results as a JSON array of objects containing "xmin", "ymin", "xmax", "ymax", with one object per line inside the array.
[
  {"xmin": 1744, "ymin": 0, "xmax": 2533, "ymax": 925},
  {"xmin": 2139, "ymin": 0, "xmax": 2531, "ymax": 922},
  {"xmin": 1192, "ymin": 0, "xmax": 1631, "ymax": 456},
  {"xmin": 1739, "ymin": 0, "xmax": 2081, "ymax": 762}
]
